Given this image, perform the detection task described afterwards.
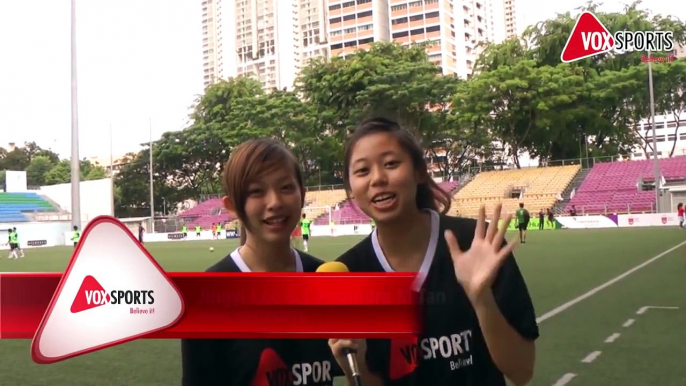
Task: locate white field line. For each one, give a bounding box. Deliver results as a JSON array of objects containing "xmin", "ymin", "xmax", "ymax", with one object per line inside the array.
[
  {"xmin": 552, "ymin": 373, "xmax": 577, "ymax": 386},
  {"xmin": 537, "ymin": 241, "xmax": 686, "ymax": 324},
  {"xmin": 581, "ymin": 351, "xmax": 602, "ymax": 363}
]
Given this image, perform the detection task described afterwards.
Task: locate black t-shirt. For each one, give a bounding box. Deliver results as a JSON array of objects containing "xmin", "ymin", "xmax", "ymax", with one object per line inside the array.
[
  {"xmin": 337, "ymin": 210, "xmax": 539, "ymax": 386},
  {"xmin": 181, "ymin": 248, "xmax": 344, "ymax": 386}
]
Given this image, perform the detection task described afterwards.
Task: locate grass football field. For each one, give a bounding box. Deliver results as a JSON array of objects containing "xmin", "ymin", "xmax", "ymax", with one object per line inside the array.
[{"xmin": 1, "ymin": 227, "xmax": 686, "ymax": 385}]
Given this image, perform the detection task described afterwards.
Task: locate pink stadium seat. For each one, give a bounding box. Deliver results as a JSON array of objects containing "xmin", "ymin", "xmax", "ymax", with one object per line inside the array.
[{"xmin": 565, "ymin": 156, "xmax": 686, "ymax": 214}]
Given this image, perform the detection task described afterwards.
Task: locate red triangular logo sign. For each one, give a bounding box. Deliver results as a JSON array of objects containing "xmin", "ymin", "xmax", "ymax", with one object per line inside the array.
[
  {"xmin": 251, "ymin": 348, "xmax": 291, "ymax": 386},
  {"xmin": 31, "ymin": 216, "xmax": 185, "ymax": 364},
  {"xmin": 70, "ymin": 275, "xmax": 111, "ymax": 314},
  {"xmin": 561, "ymin": 12, "xmax": 615, "ymax": 63},
  {"xmin": 389, "ymin": 337, "xmax": 419, "ymax": 380}
]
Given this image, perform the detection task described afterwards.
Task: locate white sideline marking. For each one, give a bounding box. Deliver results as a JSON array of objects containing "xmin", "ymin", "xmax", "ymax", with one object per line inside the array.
[
  {"xmin": 552, "ymin": 373, "xmax": 577, "ymax": 386},
  {"xmin": 622, "ymin": 319, "xmax": 635, "ymax": 327},
  {"xmin": 536, "ymin": 241, "xmax": 686, "ymax": 323},
  {"xmin": 605, "ymin": 333, "xmax": 621, "ymax": 343},
  {"xmin": 636, "ymin": 306, "xmax": 679, "ymax": 315},
  {"xmin": 581, "ymin": 351, "xmax": 602, "ymax": 363}
]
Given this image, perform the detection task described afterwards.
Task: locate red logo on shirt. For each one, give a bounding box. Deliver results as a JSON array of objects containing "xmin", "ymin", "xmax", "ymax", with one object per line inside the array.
[
  {"xmin": 252, "ymin": 348, "xmax": 291, "ymax": 386},
  {"xmin": 389, "ymin": 337, "xmax": 419, "ymax": 380}
]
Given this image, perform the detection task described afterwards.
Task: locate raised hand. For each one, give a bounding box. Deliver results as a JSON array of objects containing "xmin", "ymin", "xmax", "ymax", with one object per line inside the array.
[{"xmin": 445, "ymin": 204, "xmax": 518, "ymax": 304}]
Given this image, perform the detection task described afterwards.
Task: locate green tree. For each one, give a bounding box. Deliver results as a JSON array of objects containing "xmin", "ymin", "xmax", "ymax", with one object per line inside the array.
[
  {"xmin": 191, "ymin": 76, "xmax": 264, "ymax": 126},
  {"xmin": 228, "ymin": 89, "xmax": 339, "ymax": 184},
  {"xmin": 458, "ymin": 60, "xmax": 589, "ymax": 167},
  {"xmin": 44, "ymin": 160, "xmax": 71, "ymax": 185},
  {"xmin": 25, "ymin": 156, "xmax": 54, "ymax": 186},
  {"xmin": 297, "ymin": 42, "xmax": 446, "ymax": 142},
  {"xmin": 85, "ymin": 165, "xmax": 108, "ymax": 180},
  {"xmin": 0, "ymin": 147, "xmax": 30, "ymax": 171},
  {"xmin": 114, "ymin": 153, "xmax": 150, "ymax": 217}
]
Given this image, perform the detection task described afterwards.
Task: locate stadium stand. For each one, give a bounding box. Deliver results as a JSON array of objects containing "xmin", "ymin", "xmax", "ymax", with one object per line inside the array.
[
  {"xmin": 178, "ymin": 188, "xmax": 350, "ymax": 229},
  {"xmin": 565, "ymin": 156, "xmax": 686, "ymax": 214},
  {"xmin": 0, "ymin": 192, "xmax": 58, "ymax": 223},
  {"xmin": 316, "ymin": 180, "xmax": 462, "ymax": 225},
  {"xmin": 451, "ymin": 165, "xmax": 581, "ymax": 218},
  {"xmin": 189, "ymin": 212, "xmax": 236, "ymax": 230},
  {"xmin": 178, "ymin": 198, "xmax": 222, "ymax": 220},
  {"xmin": 176, "ymin": 181, "xmax": 462, "ymax": 228},
  {"xmin": 303, "ymin": 189, "xmax": 348, "ymax": 222}
]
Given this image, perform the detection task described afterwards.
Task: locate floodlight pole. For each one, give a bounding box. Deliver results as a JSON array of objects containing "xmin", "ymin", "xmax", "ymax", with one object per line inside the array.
[
  {"xmin": 70, "ymin": 0, "xmax": 82, "ymax": 229},
  {"xmin": 149, "ymin": 119, "xmax": 155, "ymax": 233},
  {"xmin": 647, "ymin": 51, "xmax": 660, "ymax": 213},
  {"xmin": 110, "ymin": 124, "xmax": 115, "ymax": 216}
]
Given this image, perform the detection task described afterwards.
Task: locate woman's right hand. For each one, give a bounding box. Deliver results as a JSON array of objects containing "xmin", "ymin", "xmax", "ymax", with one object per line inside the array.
[{"xmin": 328, "ymin": 339, "xmax": 367, "ymax": 376}]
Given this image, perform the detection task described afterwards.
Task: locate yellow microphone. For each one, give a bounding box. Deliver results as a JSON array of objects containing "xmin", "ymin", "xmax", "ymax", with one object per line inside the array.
[
  {"xmin": 316, "ymin": 261, "xmax": 350, "ymax": 273},
  {"xmin": 315, "ymin": 261, "xmax": 362, "ymax": 386}
]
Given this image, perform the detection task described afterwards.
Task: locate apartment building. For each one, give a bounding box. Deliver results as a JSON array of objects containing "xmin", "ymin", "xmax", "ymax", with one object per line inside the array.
[
  {"xmin": 674, "ymin": 43, "xmax": 686, "ymax": 59},
  {"xmin": 502, "ymin": 0, "xmax": 516, "ymax": 38},
  {"xmin": 328, "ymin": 0, "xmax": 390, "ymax": 57},
  {"xmin": 201, "ymin": 0, "xmax": 220, "ymax": 87},
  {"xmin": 201, "ymin": 0, "xmax": 329, "ymax": 91},
  {"xmin": 630, "ymin": 115, "xmax": 686, "ymax": 160},
  {"xmin": 388, "ymin": 0, "xmax": 499, "ymax": 78},
  {"xmin": 204, "ymin": 0, "xmax": 517, "ymax": 89}
]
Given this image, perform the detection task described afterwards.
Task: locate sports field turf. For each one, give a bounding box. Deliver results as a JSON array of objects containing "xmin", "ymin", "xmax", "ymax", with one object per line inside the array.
[{"xmin": 1, "ymin": 227, "xmax": 686, "ymax": 385}]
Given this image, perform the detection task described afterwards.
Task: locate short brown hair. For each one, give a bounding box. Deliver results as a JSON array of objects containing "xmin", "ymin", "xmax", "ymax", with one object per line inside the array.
[
  {"xmin": 222, "ymin": 139, "xmax": 306, "ymax": 234},
  {"xmin": 343, "ymin": 117, "xmax": 451, "ymax": 215}
]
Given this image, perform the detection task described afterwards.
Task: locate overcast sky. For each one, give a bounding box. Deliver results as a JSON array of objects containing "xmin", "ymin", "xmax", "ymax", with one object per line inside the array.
[{"xmin": 0, "ymin": 0, "xmax": 682, "ymax": 161}]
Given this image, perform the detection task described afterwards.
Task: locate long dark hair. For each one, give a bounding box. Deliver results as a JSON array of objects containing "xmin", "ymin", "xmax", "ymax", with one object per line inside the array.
[{"xmin": 342, "ymin": 117, "xmax": 451, "ymax": 214}]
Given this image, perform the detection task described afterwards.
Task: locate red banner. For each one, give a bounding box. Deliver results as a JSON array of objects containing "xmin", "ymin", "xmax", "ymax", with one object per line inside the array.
[{"xmin": 0, "ymin": 273, "xmax": 420, "ymax": 339}]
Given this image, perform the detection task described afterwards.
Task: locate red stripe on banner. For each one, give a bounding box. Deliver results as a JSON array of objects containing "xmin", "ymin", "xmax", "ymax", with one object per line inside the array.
[{"xmin": 0, "ymin": 273, "xmax": 420, "ymax": 339}]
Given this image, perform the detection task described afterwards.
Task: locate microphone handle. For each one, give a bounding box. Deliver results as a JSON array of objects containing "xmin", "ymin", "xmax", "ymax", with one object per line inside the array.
[{"xmin": 343, "ymin": 348, "xmax": 363, "ymax": 386}]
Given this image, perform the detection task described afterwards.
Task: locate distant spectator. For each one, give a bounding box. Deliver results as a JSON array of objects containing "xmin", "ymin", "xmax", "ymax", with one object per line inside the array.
[
  {"xmin": 546, "ymin": 208, "xmax": 555, "ymax": 227},
  {"xmin": 138, "ymin": 222, "xmax": 145, "ymax": 244},
  {"xmin": 569, "ymin": 205, "xmax": 577, "ymax": 216}
]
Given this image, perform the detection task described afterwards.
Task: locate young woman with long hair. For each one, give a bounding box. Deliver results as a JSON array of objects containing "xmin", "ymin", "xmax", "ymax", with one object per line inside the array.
[{"xmin": 329, "ymin": 118, "xmax": 539, "ymax": 386}]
